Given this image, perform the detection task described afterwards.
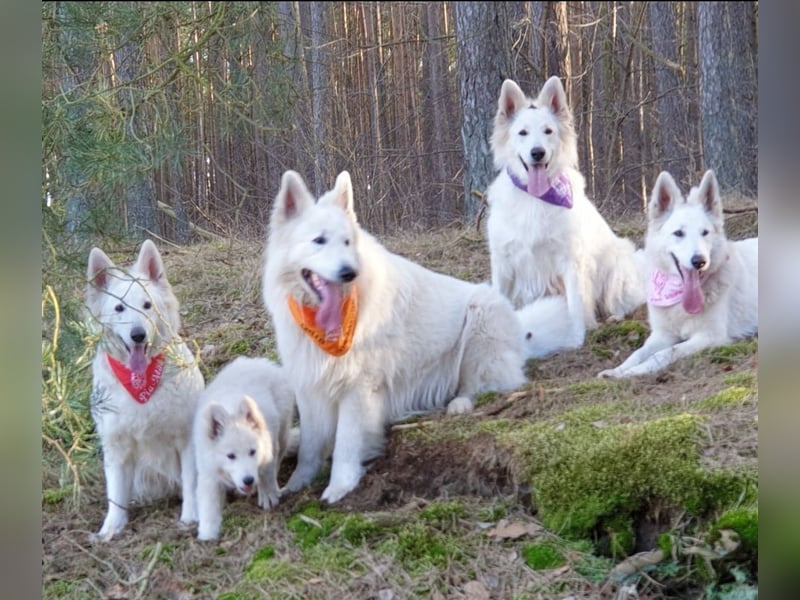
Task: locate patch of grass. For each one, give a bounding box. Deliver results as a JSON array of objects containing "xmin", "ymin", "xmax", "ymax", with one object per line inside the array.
[
  {"xmin": 477, "ymin": 503, "xmax": 508, "ymax": 522},
  {"xmin": 722, "ymin": 372, "xmax": 755, "ymax": 388},
  {"xmin": 590, "ymin": 320, "xmax": 648, "ymax": 348},
  {"xmin": 378, "ymin": 521, "xmax": 465, "ymax": 575},
  {"xmin": 565, "ymin": 379, "xmax": 622, "ymax": 397},
  {"xmin": 696, "ymin": 386, "xmax": 752, "ymax": 411},
  {"xmin": 522, "ymin": 541, "xmax": 565, "ymax": 570},
  {"xmin": 419, "ymin": 500, "xmax": 467, "ymax": 526},
  {"xmin": 43, "ymin": 580, "xmax": 76, "ymax": 598},
  {"xmin": 705, "ymin": 340, "xmax": 758, "ymax": 364},
  {"xmin": 42, "ymin": 487, "xmax": 72, "ymax": 506},
  {"xmin": 473, "ymin": 391, "xmax": 497, "ymax": 408}
]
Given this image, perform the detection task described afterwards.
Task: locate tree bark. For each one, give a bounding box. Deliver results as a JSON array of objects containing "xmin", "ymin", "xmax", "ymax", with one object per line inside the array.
[
  {"xmin": 698, "ymin": 2, "xmax": 757, "ymax": 196},
  {"xmin": 455, "ymin": 2, "xmax": 513, "ymax": 221}
]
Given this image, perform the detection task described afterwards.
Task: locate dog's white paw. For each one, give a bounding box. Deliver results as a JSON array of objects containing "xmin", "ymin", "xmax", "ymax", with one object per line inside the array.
[
  {"xmin": 284, "ymin": 464, "xmax": 317, "ymax": 492},
  {"xmin": 258, "ymin": 488, "xmax": 280, "ymax": 510},
  {"xmin": 597, "ymin": 369, "xmax": 619, "ymax": 380},
  {"xmin": 446, "ymin": 396, "xmax": 474, "ymax": 415},
  {"xmin": 197, "ymin": 524, "xmax": 220, "ymax": 541},
  {"xmin": 321, "ymin": 481, "xmax": 356, "ymax": 504},
  {"xmin": 93, "ymin": 510, "xmax": 128, "ymax": 541}
]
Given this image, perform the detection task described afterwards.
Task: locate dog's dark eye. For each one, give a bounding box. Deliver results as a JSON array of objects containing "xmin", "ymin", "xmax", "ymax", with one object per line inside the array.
[
  {"xmin": 313, "ymin": 235, "xmax": 326, "ymax": 245},
  {"xmin": 114, "ymin": 304, "xmax": 125, "ymax": 313},
  {"xmin": 344, "ymin": 239, "xmax": 350, "ymax": 247},
  {"xmin": 673, "ymin": 230, "xmax": 684, "ymax": 238},
  {"xmin": 143, "ymin": 301, "xmax": 152, "ymax": 310},
  {"xmin": 249, "ymin": 449, "xmax": 256, "ymax": 457},
  {"xmin": 701, "ymin": 229, "xmax": 709, "ymax": 237},
  {"xmin": 227, "ymin": 453, "xmax": 235, "ymax": 460},
  {"xmin": 518, "ymin": 129, "xmax": 528, "ymax": 137},
  {"xmin": 544, "ymin": 127, "xmax": 553, "ymax": 135}
]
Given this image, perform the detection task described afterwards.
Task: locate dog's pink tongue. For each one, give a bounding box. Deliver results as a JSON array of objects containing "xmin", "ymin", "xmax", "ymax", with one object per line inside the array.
[
  {"xmin": 128, "ymin": 345, "xmax": 147, "ymax": 374},
  {"xmin": 681, "ymin": 269, "xmax": 704, "ymax": 314},
  {"xmin": 527, "ymin": 164, "xmax": 550, "ymax": 197},
  {"xmin": 316, "ymin": 280, "xmax": 344, "ymax": 338}
]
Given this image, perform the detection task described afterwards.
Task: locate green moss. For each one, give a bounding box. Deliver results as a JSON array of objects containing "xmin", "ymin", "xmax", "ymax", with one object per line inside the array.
[
  {"xmin": 722, "ymin": 372, "xmax": 755, "ymax": 388},
  {"xmin": 710, "ymin": 507, "xmax": 758, "ymax": 554},
  {"xmin": 337, "ymin": 514, "xmax": 384, "ymax": 545},
  {"xmin": 244, "ymin": 556, "xmax": 302, "ymax": 584},
  {"xmin": 43, "ymin": 580, "xmax": 76, "ymax": 598},
  {"xmin": 522, "ymin": 541, "xmax": 565, "ymax": 570},
  {"xmin": 705, "ymin": 340, "xmax": 758, "ymax": 364},
  {"xmin": 599, "ymin": 515, "xmax": 635, "ymax": 558},
  {"xmin": 478, "ymin": 503, "xmax": 508, "ymax": 522},
  {"xmin": 286, "ymin": 501, "xmax": 343, "ymax": 549},
  {"xmin": 42, "ymin": 487, "xmax": 71, "ymax": 505},
  {"xmin": 565, "ymin": 380, "xmax": 622, "ymax": 397},
  {"xmin": 140, "ymin": 542, "xmax": 176, "ymax": 566},
  {"xmin": 590, "ymin": 320, "xmax": 648, "ymax": 348},
  {"xmin": 657, "ymin": 532, "xmax": 675, "ymax": 556},
  {"xmin": 303, "ymin": 543, "xmax": 359, "ymax": 572},
  {"xmin": 251, "ymin": 545, "xmax": 276, "ymax": 562},
  {"xmin": 696, "ymin": 386, "xmax": 752, "ymax": 411},
  {"xmin": 378, "ymin": 522, "xmax": 463, "ymax": 574},
  {"xmin": 419, "ymin": 500, "xmax": 467, "ymax": 526},
  {"xmin": 492, "ymin": 413, "xmax": 741, "ymax": 542},
  {"xmin": 474, "ymin": 391, "xmax": 497, "ymax": 408}
]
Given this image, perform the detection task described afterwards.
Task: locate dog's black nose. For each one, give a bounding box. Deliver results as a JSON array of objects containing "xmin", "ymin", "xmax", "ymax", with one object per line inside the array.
[
  {"xmin": 242, "ymin": 475, "xmax": 254, "ymax": 487},
  {"xmin": 531, "ymin": 147, "xmax": 546, "ymax": 162},
  {"xmin": 338, "ymin": 265, "xmax": 357, "ymax": 282},
  {"xmin": 691, "ymin": 255, "xmax": 707, "ymax": 270},
  {"xmin": 130, "ymin": 327, "xmax": 146, "ymax": 344}
]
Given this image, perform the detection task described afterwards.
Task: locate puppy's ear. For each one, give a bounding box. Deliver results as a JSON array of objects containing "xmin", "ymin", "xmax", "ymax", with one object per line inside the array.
[
  {"xmin": 206, "ymin": 403, "xmax": 228, "ymax": 441},
  {"xmin": 273, "ymin": 170, "xmax": 314, "ymax": 224},
  {"xmin": 649, "ymin": 171, "xmax": 682, "ymax": 221},
  {"xmin": 692, "ymin": 169, "xmax": 723, "ymax": 221},
  {"xmin": 239, "ymin": 395, "xmax": 267, "ymax": 433}
]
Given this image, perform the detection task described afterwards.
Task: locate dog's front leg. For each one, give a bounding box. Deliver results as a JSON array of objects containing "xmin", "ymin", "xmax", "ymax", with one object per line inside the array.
[
  {"xmin": 196, "ymin": 474, "xmax": 226, "ymax": 541},
  {"xmin": 597, "ymin": 331, "xmax": 676, "ymax": 379},
  {"xmin": 284, "ymin": 392, "xmax": 337, "ymax": 493},
  {"xmin": 321, "ymin": 388, "xmax": 386, "ymax": 504},
  {"xmin": 94, "ymin": 450, "xmax": 134, "ymax": 541},
  {"xmin": 257, "ymin": 455, "xmax": 280, "ymax": 510},
  {"xmin": 178, "ymin": 441, "xmax": 198, "ymax": 524}
]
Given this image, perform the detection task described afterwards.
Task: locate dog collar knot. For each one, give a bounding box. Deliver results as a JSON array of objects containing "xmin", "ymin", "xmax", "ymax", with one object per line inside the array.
[
  {"xmin": 287, "ymin": 286, "xmax": 358, "ymax": 357},
  {"xmin": 106, "ymin": 353, "xmax": 165, "ymax": 404},
  {"xmin": 506, "ymin": 169, "xmax": 573, "ymax": 208}
]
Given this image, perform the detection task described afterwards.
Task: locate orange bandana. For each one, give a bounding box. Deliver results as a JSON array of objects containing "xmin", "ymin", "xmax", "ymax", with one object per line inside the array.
[
  {"xmin": 106, "ymin": 353, "xmax": 165, "ymax": 404},
  {"xmin": 287, "ymin": 287, "xmax": 358, "ymax": 357}
]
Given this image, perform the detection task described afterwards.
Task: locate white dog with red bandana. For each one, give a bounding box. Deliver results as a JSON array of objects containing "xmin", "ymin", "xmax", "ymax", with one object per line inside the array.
[
  {"xmin": 486, "ymin": 76, "xmax": 644, "ymax": 353},
  {"xmin": 85, "ymin": 240, "xmax": 204, "ymax": 540},
  {"xmin": 598, "ymin": 170, "xmax": 758, "ymax": 378}
]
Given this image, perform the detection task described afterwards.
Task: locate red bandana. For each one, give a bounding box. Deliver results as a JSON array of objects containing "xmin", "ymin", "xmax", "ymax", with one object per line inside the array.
[
  {"xmin": 286, "ymin": 287, "xmax": 358, "ymax": 357},
  {"xmin": 106, "ymin": 353, "xmax": 165, "ymax": 404}
]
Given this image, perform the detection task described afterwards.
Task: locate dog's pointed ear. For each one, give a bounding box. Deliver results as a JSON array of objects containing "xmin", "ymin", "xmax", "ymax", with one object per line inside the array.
[
  {"xmin": 649, "ymin": 171, "xmax": 682, "ymax": 221},
  {"xmin": 207, "ymin": 403, "xmax": 228, "ymax": 441},
  {"xmin": 327, "ymin": 171, "xmax": 357, "ymax": 221},
  {"xmin": 87, "ymin": 247, "xmax": 115, "ymax": 292},
  {"xmin": 497, "ymin": 79, "xmax": 528, "ymax": 122},
  {"xmin": 239, "ymin": 395, "xmax": 266, "ymax": 433},
  {"xmin": 273, "ymin": 170, "xmax": 314, "ymax": 224},
  {"xmin": 692, "ymin": 169, "xmax": 723, "ymax": 220},
  {"xmin": 135, "ymin": 239, "xmax": 166, "ymax": 284},
  {"xmin": 538, "ymin": 76, "xmax": 570, "ymax": 118}
]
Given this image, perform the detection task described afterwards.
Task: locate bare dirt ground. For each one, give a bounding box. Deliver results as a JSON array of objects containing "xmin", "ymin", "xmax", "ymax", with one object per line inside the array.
[{"xmin": 42, "ymin": 209, "xmax": 758, "ymax": 599}]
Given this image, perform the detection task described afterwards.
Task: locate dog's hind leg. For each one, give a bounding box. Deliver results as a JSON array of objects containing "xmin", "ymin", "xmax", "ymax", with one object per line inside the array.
[{"xmin": 321, "ymin": 388, "xmax": 386, "ymax": 504}]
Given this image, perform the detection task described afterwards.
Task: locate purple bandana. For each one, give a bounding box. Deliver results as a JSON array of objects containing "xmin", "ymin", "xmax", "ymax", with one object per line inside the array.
[{"xmin": 507, "ymin": 168, "xmax": 573, "ymax": 209}]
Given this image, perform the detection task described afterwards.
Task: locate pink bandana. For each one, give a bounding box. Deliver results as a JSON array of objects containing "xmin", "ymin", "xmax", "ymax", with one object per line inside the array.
[
  {"xmin": 106, "ymin": 353, "xmax": 165, "ymax": 404},
  {"xmin": 648, "ymin": 269, "xmax": 705, "ymax": 314}
]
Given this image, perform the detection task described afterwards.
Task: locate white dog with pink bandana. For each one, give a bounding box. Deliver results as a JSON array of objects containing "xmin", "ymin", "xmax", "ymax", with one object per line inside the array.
[{"xmin": 598, "ymin": 169, "xmax": 758, "ymax": 378}]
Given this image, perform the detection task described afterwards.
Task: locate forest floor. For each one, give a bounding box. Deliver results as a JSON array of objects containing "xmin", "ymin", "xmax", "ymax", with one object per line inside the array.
[{"xmin": 42, "ymin": 208, "xmax": 758, "ymax": 599}]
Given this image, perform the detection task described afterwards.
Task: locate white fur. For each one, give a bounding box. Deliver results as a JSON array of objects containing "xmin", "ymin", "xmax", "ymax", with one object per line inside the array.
[
  {"xmin": 486, "ymin": 76, "xmax": 645, "ymax": 347},
  {"xmin": 262, "ymin": 170, "xmax": 527, "ymax": 504},
  {"xmin": 85, "ymin": 240, "xmax": 204, "ymax": 541},
  {"xmin": 598, "ymin": 170, "xmax": 758, "ymax": 378},
  {"xmin": 516, "ymin": 295, "xmax": 585, "ymax": 359},
  {"xmin": 193, "ymin": 357, "xmax": 295, "ymax": 540}
]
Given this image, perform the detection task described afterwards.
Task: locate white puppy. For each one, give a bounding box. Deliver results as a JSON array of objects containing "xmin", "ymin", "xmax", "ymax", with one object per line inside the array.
[{"xmin": 193, "ymin": 357, "xmax": 295, "ymax": 540}]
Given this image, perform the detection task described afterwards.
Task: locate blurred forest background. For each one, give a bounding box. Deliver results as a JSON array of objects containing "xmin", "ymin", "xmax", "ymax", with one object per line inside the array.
[{"xmin": 41, "ymin": 1, "xmax": 757, "ymax": 243}]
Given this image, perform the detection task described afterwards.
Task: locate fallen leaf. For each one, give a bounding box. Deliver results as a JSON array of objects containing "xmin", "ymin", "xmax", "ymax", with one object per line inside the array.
[{"xmin": 486, "ymin": 519, "xmax": 543, "ymax": 540}]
